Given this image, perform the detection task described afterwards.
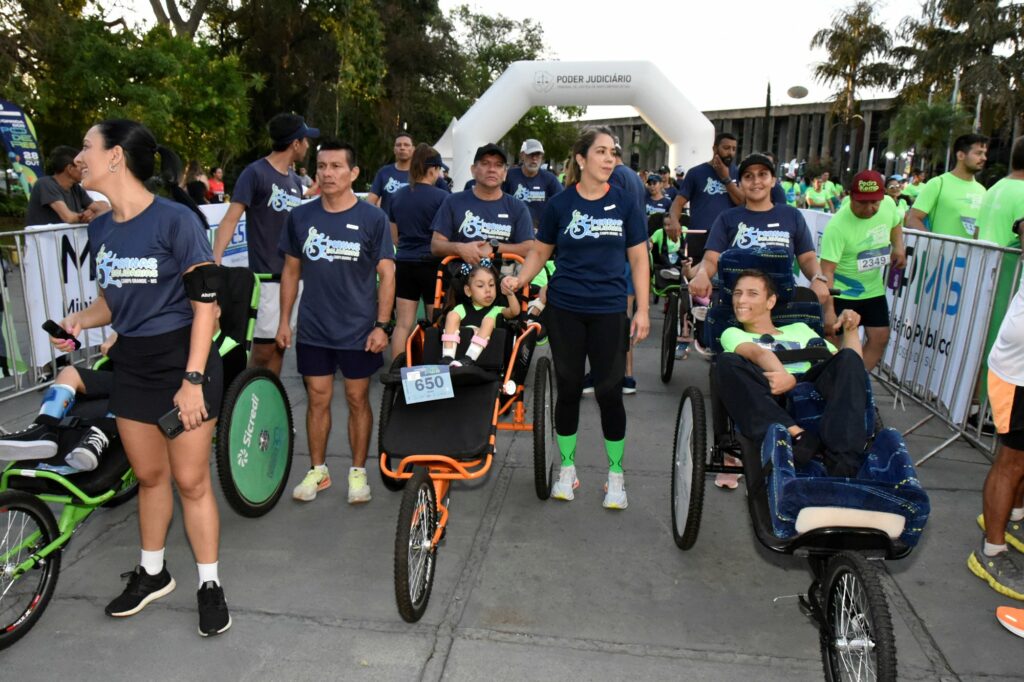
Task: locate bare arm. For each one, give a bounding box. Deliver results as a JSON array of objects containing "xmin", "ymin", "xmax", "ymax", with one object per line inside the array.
[
  {"xmin": 904, "ymin": 208, "xmax": 927, "ymax": 231},
  {"xmin": 390, "ymin": 221, "xmax": 399, "ymax": 250},
  {"xmin": 732, "ymin": 343, "xmax": 797, "ymax": 396},
  {"xmin": 430, "ymin": 232, "xmax": 489, "ymax": 264},
  {"xmin": 496, "ymin": 239, "xmax": 533, "ymax": 258},
  {"xmin": 47, "ymin": 200, "xmax": 84, "ymax": 224},
  {"xmin": 275, "ymin": 255, "xmax": 301, "ymax": 349},
  {"xmin": 375, "ymin": 259, "xmax": 396, "ymax": 323},
  {"xmin": 212, "ymin": 202, "xmax": 246, "ymax": 264},
  {"xmin": 668, "ymin": 194, "xmax": 689, "ymax": 230},
  {"xmin": 366, "ymin": 192, "xmax": 381, "ymax": 207}
]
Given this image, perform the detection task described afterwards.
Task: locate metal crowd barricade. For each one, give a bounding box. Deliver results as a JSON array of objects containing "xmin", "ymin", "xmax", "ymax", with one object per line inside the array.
[
  {"xmin": 0, "ymin": 222, "xmax": 106, "ymax": 417},
  {"xmin": 872, "ymin": 229, "xmax": 1021, "ymax": 466}
]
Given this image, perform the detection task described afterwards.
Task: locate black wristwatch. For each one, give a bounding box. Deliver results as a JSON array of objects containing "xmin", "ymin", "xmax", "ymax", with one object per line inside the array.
[
  {"xmin": 374, "ymin": 321, "xmax": 394, "ymax": 336},
  {"xmin": 183, "ymin": 371, "xmax": 207, "ymax": 385},
  {"xmin": 488, "ymin": 238, "xmax": 501, "ymax": 253}
]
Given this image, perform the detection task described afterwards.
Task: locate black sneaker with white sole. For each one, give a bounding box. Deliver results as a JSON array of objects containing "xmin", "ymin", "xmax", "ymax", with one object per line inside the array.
[
  {"xmin": 65, "ymin": 426, "xmax": 109, "ymax": 471},
  {"xmin": 0, "ymin": 421, "xmax": 59, "ymax": 460},
  {"xmin": 105, "ymin": 564, "xmax": 176, "ymax": 617},
  {"xmin": 197, "ymin": 581, "xmax": 231, "ymax": 637}
]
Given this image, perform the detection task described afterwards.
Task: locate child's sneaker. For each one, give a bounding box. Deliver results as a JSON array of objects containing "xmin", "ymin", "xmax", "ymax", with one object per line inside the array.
[
  {"xmin": 603, "ymin": 472, "xmax": 628, "ymax": 509},
  {"xmin": 581, "ymin": 373, "xmax": 594, "ymax": 395},
  {"xmin": 0, "ymin": 422, "xmax": 59, "ymax": 460},
  {"xmin": 347, "ymin": 468, "xmax": 372, "ymax": 504},
  {"xmin": 65, "ymin": 426, "xmax": 108, "ymax": 471},
  {"xmin": 551, "ymin": 465, "xmax": 579, "ymax": 501},
  {"xmin": 292, "ymin": 466, "xmax": 331, "ymax": 501}
]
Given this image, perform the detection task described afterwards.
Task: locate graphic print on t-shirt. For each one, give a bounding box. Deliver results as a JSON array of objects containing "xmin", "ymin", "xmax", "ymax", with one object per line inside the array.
[
  {"xmin": 268, "ymin": 183, "xmax": 303, "ymax": 212},
  {"xmin": 302, "ymin": 226, "xmax": 361, "ymax": 262},
  {"xmin": 563, "ymin": 209, "xmax": 624, "ymax": 240},
  {"xmin": 95, "ymin": 245, "xmax": 159, "ymax": 287},
  {"xmin": 384, "ymin": 177, "xmax": 406, "ymax": 194},
  {"xmin": 732, "ymin": 222, "xmax": 794, "ymax": 250},
  {"xmin": 703, "ymin": 177, "xmax": 728, "ymax": 196},
  {"xmin": 458, "ymin": 210, "xmax": 512, "ymax": 241}
]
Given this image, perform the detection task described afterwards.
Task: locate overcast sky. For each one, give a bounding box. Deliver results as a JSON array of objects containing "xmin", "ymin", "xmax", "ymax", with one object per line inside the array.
[{"xmin": 115, "ymin": 0, "xmax": 922, "ymax": 115}]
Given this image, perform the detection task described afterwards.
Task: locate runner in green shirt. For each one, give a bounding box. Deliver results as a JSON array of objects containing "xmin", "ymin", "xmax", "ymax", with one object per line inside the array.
[
  {"xmin": 885, "ymin": 177, "xmax": 910, "ymax": 222},
  {"xmin": 906, "ymin": 134, "xmax": 988, "ymax": 238},
  {"xmin": 819, "ymin": 170, "xmax": 906, "ymax": 371},
  {"xmin": 901, "ymin": 171, "xmax": 924, "ymax": 201},
  {"xmin": 822, "ymin": 171, "xmax": 841, "ymax": 212},
  {"xmin": 804, "ymin": 176, "xmax": 830, "ymax": 212},
  {"xmin": 780, "ymin": 172, "xmax": 802, "ymax": 207}
]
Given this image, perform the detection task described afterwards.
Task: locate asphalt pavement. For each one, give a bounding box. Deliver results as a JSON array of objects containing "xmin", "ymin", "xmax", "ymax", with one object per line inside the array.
[{"xmin": 1, "ymin": 307, "xmax": 1021, "ymax": 681}]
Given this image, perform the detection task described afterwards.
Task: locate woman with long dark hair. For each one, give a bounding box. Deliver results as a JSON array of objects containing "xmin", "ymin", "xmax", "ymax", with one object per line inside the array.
[
  {"xmin": 502, "ymin": 126, "xmax": 650, "ymax": 509},
  {"xmin": 56, "ymin": 119, "xmax": 229, "ymax": 636}
]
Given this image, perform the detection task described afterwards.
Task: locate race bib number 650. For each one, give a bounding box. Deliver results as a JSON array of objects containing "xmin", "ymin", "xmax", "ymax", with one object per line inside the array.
[{"xmin": 401, "ymin": 365, "xmax": 455, "ymax": 404}]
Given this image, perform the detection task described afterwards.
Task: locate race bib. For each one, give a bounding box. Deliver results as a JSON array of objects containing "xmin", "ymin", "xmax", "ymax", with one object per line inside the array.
[
  {"xmin": 401, "ymin": 365, "xmax": 455, "ymax": 404},
  {"xmin": 856, "ymin": 246, "xmax": 890, "ymax": 272},
  {"xmin": 961, "ymin": 216, "xmax": 977, "ymax": 237}
]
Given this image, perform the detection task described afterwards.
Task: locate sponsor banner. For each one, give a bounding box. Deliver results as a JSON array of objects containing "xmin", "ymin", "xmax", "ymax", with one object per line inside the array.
[
  {"xmin": 200, "ymin": 203, "xmax": 248, "ymax": 268},
  {"xmin": 792, "ymin": 208, "xmax": 831, "ymax": 287},
  {"xmin": 880, "ymin": 230, "xmax": 999, "ymax": 424},
  {"xmin": 0, "ymin": 99, "xmax": 42, "ymax": 190}
]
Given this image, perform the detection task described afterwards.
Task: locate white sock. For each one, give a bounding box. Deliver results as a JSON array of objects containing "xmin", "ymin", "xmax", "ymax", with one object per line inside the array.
[
  {"xmin": 442, "ymin": 346, "xmax": 456, "ymax": 358},
  {"xmin": 350, "ymin": 466, "xmax": 365, "ymax": 474},
  {"xmin": 466, "ymin": 342, "xmax": 485, "ymax": 361},
  {"xmin": 984, "ymin": 541, "xmax": 1008, "ymax": 557},
  {"xmin": 197, "ymin": 561, "xmax": 219, "ymax": 587},
  {"xmin": 140, "ymin": 548, "xmax": 164, "ymax": 576},
  {"xmin": 314, "ymin": 464, "xmax": 328, "ymax": 474},
  {"xmin": 1011, "ymin": 507, "xmax": 1024, "ymax": 522}
]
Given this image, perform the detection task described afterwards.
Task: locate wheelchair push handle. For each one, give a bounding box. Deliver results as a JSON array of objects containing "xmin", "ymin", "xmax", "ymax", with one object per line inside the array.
[{"xmin": 43, "ymin": 320, "xmax": 81, "ymax": 351}]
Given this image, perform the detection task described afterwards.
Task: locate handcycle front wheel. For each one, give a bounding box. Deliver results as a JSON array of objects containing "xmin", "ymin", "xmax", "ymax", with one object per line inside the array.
[
  {"xmin": 378, "ymin": 352, "xmax": 407, "ymax": 492},
  {"xmin": 820, "ymin": 551, "xmax": 897, "ymax": 682},
  {"xmin": 0, "ymin": 489, "xmax": 61, "ymax": 651},
  {"xmin": 394, "ymin": 467, "xmax": 438, "ymax": 623},
  {"xmin": 660, "ymin": 290, "xmax": 679, "ymax": 384},
  {"xmin": 532, "ymin": 356, "xmax": 556, "ymax": 500},
  {"xmin": 215, "ymin": 367, "xmax": 295, "ymax": 518},
  {"xmin": 671, "ymin": 386, "xmax": 707, "ymax": 550}
]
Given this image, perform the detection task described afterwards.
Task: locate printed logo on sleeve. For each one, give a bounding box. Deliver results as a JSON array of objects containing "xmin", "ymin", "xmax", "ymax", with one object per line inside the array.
[
  {"xmin": 95, "ymin": 244, "xmax": 159, "ymax": 288},
  {"xmin": 302, "ymin": 226, "xmax": 361, "ymax": 262},
  {"xmin": 563, "ymin": 210, "xmax": 624, "ymax": 239},
  {"xmin": 268, "ymin": 183, "xmax": 303, "ymax": 212},
  {"xmin": 457, "ymin": 211, "xmax": 511, "ymax": 241}
]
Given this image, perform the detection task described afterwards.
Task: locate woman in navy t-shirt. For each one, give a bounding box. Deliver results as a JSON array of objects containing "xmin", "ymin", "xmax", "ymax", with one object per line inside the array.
[
  {"xmin": 55, "ymin": 120, "xmax": 230, "ymax": 636},
  {"xmin": 387, "ymin": 143, "xmax": 449, "ymax": 357},
  {"xmin": 501, "ymin": 126, "xmax": 649, "ymax": 510}
]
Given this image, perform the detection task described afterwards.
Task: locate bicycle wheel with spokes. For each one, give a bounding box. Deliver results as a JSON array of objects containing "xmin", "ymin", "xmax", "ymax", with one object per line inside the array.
[
  {"xmin": 660, "ymin": 291, "xmax": 679, "ymax": 384},
  {"xmin": 394, "ymin": 467, "xmax": 438, "ymax": 623},
  {"xmin": 821, "ymin": 551, "xmax": 897, "ymax": 682},
  {"xmin": 0, "ymin": 490, "xmax": 61, "ymax": 650},
  {"xmin": 533, "ymin": 356, "xmax": 556, "ymax": 500},
  {"xmin": 671, "ymin": 386, "xmax": 707, "ymax": 550}
]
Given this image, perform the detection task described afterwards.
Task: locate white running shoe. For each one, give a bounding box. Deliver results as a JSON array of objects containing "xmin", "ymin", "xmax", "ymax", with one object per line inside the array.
[
  {"xmin": 602, "ymin": 471, "xmax": 628, "ymax": 510},
  {"xmin": 347, "ymin": 468, "xmax": 372, "ymax": 504},
  {"xmin": 551, "ymin": 465, "xmax": 580, "ymax": 501},
  {"xmin": 292, "ymin": 466, "xmax": 331, "ymax": 501}
]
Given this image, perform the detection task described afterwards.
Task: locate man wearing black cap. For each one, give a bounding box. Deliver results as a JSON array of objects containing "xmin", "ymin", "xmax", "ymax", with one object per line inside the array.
[
  {"xmin": 430, "ymin": 144, "xmax": 534, "ymax": 262},
  {"xmin": 502, "ymin": 138, "xmax": 562, "ymax": 228},
  {"xmin": 213, "ymin": 112, "xmax": 319, "ymax": 375},
  {"xmin": 658, "ymin": 165, "xmax": 677, "ymax": 202}
]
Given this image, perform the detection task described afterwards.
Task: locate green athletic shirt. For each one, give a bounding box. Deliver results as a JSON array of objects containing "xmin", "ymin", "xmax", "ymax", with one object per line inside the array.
[
  {"xmin": 781, "ymin": 180, "xmax": 802, "ymax": 207},
  {"xmin": 823, "ymin": 180, "xmax": 840, "ymax": 199},
  {"xmin": 530, "ymin": 260, "xmax": 556, "ymax": 288},
  {"xmin": 721, "ymin": 322, "xmax": 837, "ymax": 375},
  {"xmin": 913, "ymin": 172, "xmax": 987, "ymax": 239},
  {"xmin": 902, "ymin": 182, "xmax": 921, "ymax": 199},
  {"xmin": 819, "ymin": 196, "xmax": 901, "ymax": 301},
  {"xmin": 452, "ymin": 302, "xmax": 503, "ymax": 329},
  {"xmin": 650, "ymin": 227, "xmax": 681, "ymax": 254},
  {"xmin": 976, "ymin": 177, "xmax": 1024, "ymax": 248},
  {"xmin": 805, "ymin": 187, "xmax": 830, "ymax": 211}
]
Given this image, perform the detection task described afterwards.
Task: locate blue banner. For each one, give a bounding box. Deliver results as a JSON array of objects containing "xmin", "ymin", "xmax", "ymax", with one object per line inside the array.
[{"xmin": 0, "ymin": 99, "xmax": 42, "ymax": 192}]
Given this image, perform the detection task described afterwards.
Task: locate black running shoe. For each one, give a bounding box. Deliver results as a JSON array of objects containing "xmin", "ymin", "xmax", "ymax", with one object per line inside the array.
[
  {"xmin": 0, "ymin": 422, "xmax": 59, "ymax": 461},
  {"xmin": 105, "ymin": 564, "xmax": 176, "ymax": 617},
  {"xmin": 197, "ymin": 581, "xmax": 231, "ymax": 637}
]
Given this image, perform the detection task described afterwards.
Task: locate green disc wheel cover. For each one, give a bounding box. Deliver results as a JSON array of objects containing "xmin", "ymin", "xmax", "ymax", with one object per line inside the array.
[{"xmin": 228, "ymin": 377, "xmax": 291, "ymax": 504}]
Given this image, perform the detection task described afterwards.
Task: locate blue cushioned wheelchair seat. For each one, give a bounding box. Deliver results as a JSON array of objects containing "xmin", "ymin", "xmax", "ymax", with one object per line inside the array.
[{"xmin": 761, "ymin": 424, "xmax": 930, "ymax": 547}]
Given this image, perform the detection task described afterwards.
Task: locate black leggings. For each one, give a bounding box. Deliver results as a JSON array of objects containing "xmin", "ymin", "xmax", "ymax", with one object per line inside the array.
[{"xmin": 546, "ymin": 305, "xmax": 629, "ymax": 441}]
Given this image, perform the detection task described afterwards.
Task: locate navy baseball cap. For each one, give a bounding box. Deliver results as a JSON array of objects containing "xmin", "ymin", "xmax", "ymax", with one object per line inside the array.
[
  {"xmin": 269, "ymin": 113, "xmax": 320, "ymax": 145},
  {"xmin": 474, "ymin": 143, "xmax": 508, "ymax": 165},
  {"xmin": 425, "ymin": 154, "xmax": 449, "ymax": 172}
]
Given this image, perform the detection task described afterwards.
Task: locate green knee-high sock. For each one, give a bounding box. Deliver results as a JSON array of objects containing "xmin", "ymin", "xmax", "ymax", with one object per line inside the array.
[
  {"xmin": 605, "ymin": 438, "xmax": 625, "ymax": 474},
  {"xmin": 556, "ymin": 433, "xmax": 577, "ymax": 467}
]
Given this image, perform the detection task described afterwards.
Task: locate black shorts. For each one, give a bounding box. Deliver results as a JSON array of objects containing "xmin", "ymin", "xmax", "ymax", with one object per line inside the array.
[
  {"xmin": 78, "ymin": 367, "xmax": 114, "ymax": 398},
  {"xmin": 106, "ymin": 325, "xmax": 223, "ymax": 424},
  {"xmin": 395, "ymin": 259, "xmax": 439, "ymax": 304},
  {"xmin": 295, "ymin": 343, "xmax": 383, "ymax": 379},
  {"xmin": 834, "ymin": 295, "xmax": 890, "ymax": 328}
]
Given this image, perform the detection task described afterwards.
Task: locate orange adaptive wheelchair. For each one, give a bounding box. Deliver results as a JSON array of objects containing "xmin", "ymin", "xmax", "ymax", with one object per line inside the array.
[{"xmin": 378, "ymin": 255, "xmax": 555, "ymax": 622}]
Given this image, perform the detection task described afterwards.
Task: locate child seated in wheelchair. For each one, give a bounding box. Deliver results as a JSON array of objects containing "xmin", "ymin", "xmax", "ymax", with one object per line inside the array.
[
  {"xmin": 717, "ymin": 269, "xmax": 869, "ymax": 477},
  {"xmin": 441, "ymin": 261, "xmax": 520, "ymax": 368},
  {"xmin": 650, "ymin": 212, "xmax": 690, "ymax": 282}
]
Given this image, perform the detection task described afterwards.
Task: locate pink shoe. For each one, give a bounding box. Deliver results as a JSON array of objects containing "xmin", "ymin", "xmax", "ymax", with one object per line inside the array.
[{"xmin": 714, "ymin": 454, "xmax": 743, "ymax": 490}]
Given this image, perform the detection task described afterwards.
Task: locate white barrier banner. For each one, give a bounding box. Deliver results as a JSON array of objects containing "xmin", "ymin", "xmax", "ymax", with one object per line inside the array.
[
  {"xmin": 881, "ymin": 231, "xmax": 999, "ymax": 424},
  {"xmin": 200, "ymin": 203, "xmax": 248, "ymax": 268},
  {"xmin": 23, "ymin": 224, "xmax": 111, "ymax": 364},
  {"xmin": 794, "ymin": 208, "xmax": 832, "ymax": 287}
]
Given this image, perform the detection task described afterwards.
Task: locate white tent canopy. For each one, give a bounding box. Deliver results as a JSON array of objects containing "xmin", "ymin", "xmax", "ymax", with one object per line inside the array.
[{"xmin": 436, "ymin": 60, "xmax": 714, "ymax": 190}]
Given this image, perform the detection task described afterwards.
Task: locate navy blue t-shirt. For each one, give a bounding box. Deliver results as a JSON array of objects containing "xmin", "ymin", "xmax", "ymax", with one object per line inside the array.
[
  {"xmin": 279, "ymin": 199, "xmax": 395, "ymax": 350},
  {"xmin": 387, "ymin": 183, "xmax": 448, "ymax": 261},
  {"xmin": 664, "ymin": 185, "xmax": 678, "ymax": 202},
  {"xmin": 370, "ymin": 164, "xmax": 448, "ymax": 215},
  {"xmin": 89, "ymin": 197, "xmax": 213, "ymax": 336},
  {"xmin": 770, "ymin": 181, "xmax": 787, "ymax": 206},
  {"xmin": 646, "ymin": 195, "xmax": 673, "ymax": 215},
  {"xmin": 705, "ymin": 204, "xmax": 815, "ymax": 257},
  {"xmin": 502, "ymin": 167, "xmax": 562, "ymax": 225},
  {"xmin": 537, "ymin": 185, "xmax": 647, "ymax": 314},
  {"xmin": 232, "ymin": 158, "xmax": 303, "ymax": 276},
  {"xmin": 677, "ymin": 161, "xmax": 739, "ymax": 231},
  {"xmin": 430, "ymin": 190, "xmax": 533, "ymax": 244},
  {"xmin": 609, "ymin": 164, "xmax": 646, "ymax": 214}
]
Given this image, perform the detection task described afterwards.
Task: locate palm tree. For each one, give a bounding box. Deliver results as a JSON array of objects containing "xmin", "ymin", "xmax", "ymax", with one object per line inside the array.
[
  {"xmin": 810, "ymin": 1, "xmax": 899, "ymax": 180},
  {"xmin": 887, "ymin": 101, "xmax": 971, "ymax": 173}
]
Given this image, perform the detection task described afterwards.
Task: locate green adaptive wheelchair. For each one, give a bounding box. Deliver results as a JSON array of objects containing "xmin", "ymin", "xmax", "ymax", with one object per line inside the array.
[
  {"xmin": 0, "ymin": 268, "xmax": 294, "ymax": 650},
  {"xmin": 649, "ymin": 214, "xmax": 695, "ymax": 384}
]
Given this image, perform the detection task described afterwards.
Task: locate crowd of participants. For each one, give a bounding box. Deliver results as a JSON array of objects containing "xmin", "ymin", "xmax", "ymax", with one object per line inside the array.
[{"xmin": 5, "ymin": 109, "xmax": 1024, "ymax": 637}]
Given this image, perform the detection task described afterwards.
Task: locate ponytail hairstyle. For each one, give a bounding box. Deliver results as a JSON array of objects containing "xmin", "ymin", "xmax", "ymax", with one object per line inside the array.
[
  {"xmin": 566, "ymin": 125, "xmax": 615, "ymax": 186},
  {"xmin": 409, "ymin": 143, "xmax": 440, "ymax": 187},
  {"xmin": 94, "ymin": 119, "xmax": 207, "ymax": 227}
]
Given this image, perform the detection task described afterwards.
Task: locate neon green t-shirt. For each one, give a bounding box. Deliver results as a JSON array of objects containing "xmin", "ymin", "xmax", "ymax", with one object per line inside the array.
[
  {"xmin": 902, "ymin": 182, "xmax": 921, "ymax": 199},
  {"xmin": 650, "ymin": 227, "xmax": 681, "ymax": 255},
  {"xmin": 781, "ymin": 180, "xmax": 802, "ymax": 207},
  {"xmin": 823, "ymin": 180, "xmax": 839, "ymax": 199},
  {"xmin": 913, "ymin": 172, "xmax": 987, "ymax": 238},
  {"xmin": 721, "ymin": 322, "xmax": 837, "ymax": 375},
  {"xmin": 819, "ymin": 196, "xmax": 901, "ymax": 301},
  {"xmin": 530, "ymin": 260, "xmax": 556, "ymax": 288},
  {"xmin": 976, "ymin": 177, "xmax": 1024, "ymax": 249},
  {"xmin": 805, "ymin": 187, "xmax": 830, "ymax": 211}
]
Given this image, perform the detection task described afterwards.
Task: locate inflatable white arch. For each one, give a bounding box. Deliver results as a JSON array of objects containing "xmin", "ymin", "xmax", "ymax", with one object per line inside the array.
[{"xmin": 435, "ymin": 60, "xmax": 714, "ymax": 190}]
